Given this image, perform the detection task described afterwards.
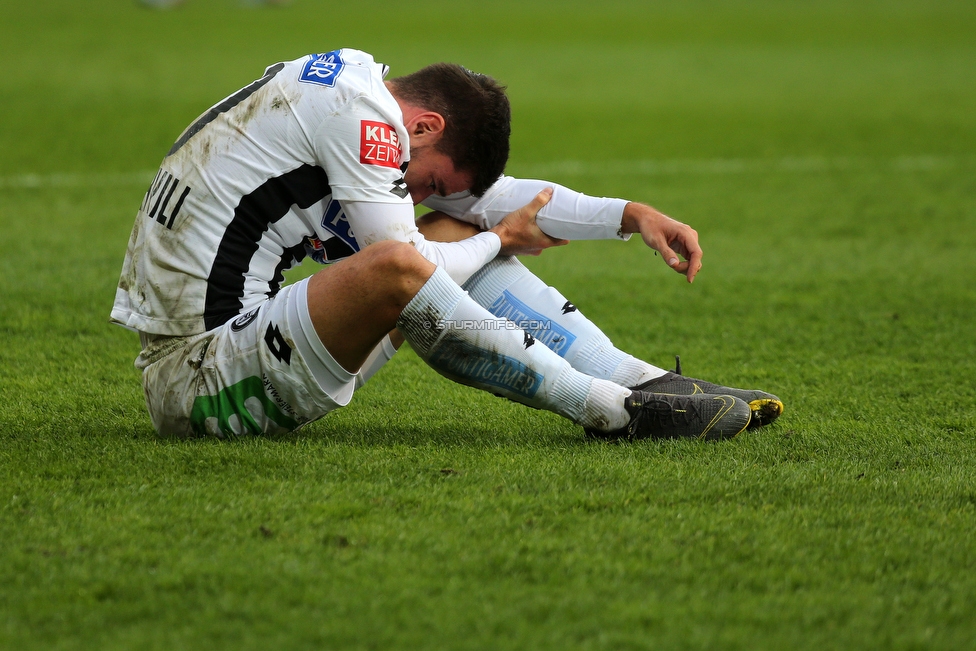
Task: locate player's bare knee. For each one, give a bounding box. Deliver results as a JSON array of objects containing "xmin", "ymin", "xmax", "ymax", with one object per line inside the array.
[
  {"xmin": 368, "ymin": 240, "xmax": 427, "ymax": 274},
  {"xmin": 367, "ymin": 240, "xmax": 434, "ymax": 298}
]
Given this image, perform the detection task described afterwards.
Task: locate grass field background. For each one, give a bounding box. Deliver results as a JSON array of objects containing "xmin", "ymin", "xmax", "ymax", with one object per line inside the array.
[{"xmin": 2, "ymin": 1, "xmax": 975, "ymax": 648}]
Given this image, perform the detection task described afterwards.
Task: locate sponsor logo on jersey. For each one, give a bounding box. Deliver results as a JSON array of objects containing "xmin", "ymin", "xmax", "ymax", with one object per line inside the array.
[
  {"xmin": 189, "ymin": 375, "xmax": 299, "ymax": 438},
  {"xmin": 304, "ymin": 236, "xmax": 328, "ymax": 264},
  {"xmin": 264, "ymin": 323, "xmax": 292, "ymax": 365},
  {"xmin": 319, "ymin": 199, "xmax": 360, "ymax": 254},
  {"xmin": 487, "ymin": 290, "xmax": 577, "ymax": 357},
  {"xmin": 360, "ymin": 120, "xmax": 402, "ymax": 169},
  {"xmin": 230, "ymin": 307, "xmax": 261, "ymax": 331},
  {"xmin": 299, "ymin": 51, "xmax": 345, "ymax": 87},
  {"xmin": 389, "ymin": 177, "xmax": 409, "ymax": 199}
]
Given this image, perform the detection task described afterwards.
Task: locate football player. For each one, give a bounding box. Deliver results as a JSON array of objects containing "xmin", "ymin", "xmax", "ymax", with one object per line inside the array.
[{"xmin": 111, "ymin": 50, "xmax": 781, "ymax": 440}]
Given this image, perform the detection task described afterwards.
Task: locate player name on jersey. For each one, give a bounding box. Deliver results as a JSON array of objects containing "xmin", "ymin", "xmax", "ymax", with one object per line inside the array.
[{"xmin": 359, "ymin": 120, "xmax": 402, "ymax": 169}]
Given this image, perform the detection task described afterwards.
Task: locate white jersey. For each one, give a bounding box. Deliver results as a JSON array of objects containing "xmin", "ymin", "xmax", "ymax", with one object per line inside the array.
[
  {"xmin": 111, "ymin": 50, "xmax": 415, "ymax": 336},
  {"xmin": 111, "ymin": 49, "xmax": 631, "ymax": 339}
]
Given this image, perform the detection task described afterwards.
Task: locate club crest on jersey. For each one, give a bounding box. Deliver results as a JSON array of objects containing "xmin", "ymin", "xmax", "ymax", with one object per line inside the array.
[
  {"xmin": 319, "ymin": 199, "xmax": 360, "ymax": 255},
  {"xmin": 299, "ymin": 51, "xmax": 345, "ymax": 87},
  {"xmin": 360, "ymin": 120, "xmax": 402, "ymax": 169},
  {"xmin": 230, "ymin": 307, "xmax": 261, "ymax": 332}
]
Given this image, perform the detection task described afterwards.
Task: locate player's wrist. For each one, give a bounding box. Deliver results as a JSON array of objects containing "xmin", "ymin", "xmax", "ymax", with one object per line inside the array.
[
  {"xmin": 487, "ymin": 223, "xmax": 511, "ymax": 250},
  {"xmin": 621, "ymin": 201, "xmax": 671, "ymax": 236},
  {"xmin": 619, "ymin": 201, "xmax": 645, "ymax": 235}
]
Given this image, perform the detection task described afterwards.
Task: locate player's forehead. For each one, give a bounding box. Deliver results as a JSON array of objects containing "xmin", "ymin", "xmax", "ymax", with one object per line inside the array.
[
  {"xmin": 439, "ymin": 168, "xmax": 473, "ymax": 196},
  {"xmin": 417, "ymin": 148, "xmax": 473, "ymax": 196}
]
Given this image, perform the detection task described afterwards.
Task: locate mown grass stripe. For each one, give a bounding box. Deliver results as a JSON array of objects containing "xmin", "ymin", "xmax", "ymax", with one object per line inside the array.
[
  {"xmin": 517, "ymin": 154, "xmax": 976, "ymax": 177},
  {"xmin": 1, "ymin": 155, "xmax": 971, "ymax": 191},
  {"xmin": 0, "ymin": 170, "xmax": 157, "ymax": 190}
]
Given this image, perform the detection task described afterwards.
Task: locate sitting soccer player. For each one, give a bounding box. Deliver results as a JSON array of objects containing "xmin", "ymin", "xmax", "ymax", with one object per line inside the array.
[{"xmin": 110, "ymin": 49, "xmax": 782, "ymax": 440}]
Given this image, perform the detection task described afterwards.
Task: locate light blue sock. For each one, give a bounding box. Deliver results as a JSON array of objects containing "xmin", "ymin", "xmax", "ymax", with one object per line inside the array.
[
  {"xmin": 398, "ymin": 267, "xmax": 631, "ymax": 430},
  {"xmin": 463, "ymin": 257, "xmax": 668, "ymax": 387}
]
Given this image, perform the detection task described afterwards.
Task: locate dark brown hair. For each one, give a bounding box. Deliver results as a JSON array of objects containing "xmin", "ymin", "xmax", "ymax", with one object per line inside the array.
[{"xmin": 390, "ymin": 63, "xmax": 510, "ymax": 197}]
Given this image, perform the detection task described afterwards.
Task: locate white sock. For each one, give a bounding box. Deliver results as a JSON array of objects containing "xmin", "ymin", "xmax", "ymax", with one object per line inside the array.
[
  {"xmin": 398, "ymin": 267, "xmax": 631, "ymax": 430},
  {"xmin": 462, "ymin": 257, "xmax": 668, "ymax": 387}
]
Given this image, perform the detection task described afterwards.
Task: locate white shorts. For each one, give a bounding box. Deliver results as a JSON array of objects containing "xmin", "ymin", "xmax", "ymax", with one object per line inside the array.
[{"xmin": 140, "ymin": 277, "xmax": 359, "ymax": 437}]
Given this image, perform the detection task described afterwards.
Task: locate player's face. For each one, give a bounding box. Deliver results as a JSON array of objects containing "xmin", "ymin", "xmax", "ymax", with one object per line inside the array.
[{"xmin": 403, "ymin": 146, "xmax": 473, "ymax": 205}]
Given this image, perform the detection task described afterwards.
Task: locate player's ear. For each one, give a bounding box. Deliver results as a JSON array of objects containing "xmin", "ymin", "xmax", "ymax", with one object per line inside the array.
[{"xmin": 405, "ymin": 111, "xmax": 446, "ymax": 143}]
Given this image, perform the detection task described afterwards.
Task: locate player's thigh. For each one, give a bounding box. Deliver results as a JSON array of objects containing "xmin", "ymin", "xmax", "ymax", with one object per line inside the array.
[{"xmin": 304, "ymin": 240, "xmax": 433, "ymax": 372}]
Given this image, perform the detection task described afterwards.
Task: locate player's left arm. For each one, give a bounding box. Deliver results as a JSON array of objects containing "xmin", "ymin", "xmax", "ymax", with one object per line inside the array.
[
  {"xmin": 422, "ymin": 175, "xmax": 703, "ymax": 282},
  {"xmin": 619, "ymin": 201, "xmax": 702, "ymax": 283},
  {"xmin": 422, "ymin": 176, "xmax": 626, "ymax": 240}
]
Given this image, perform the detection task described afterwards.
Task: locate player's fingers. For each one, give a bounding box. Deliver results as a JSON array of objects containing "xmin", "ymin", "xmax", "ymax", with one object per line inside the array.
[
  {"xmin": 685, "ymin": 247, "xmax": 703, "ymax": 283},
  {"xmin": 530, "ymin": 235, "xmax": 567, "ymax": 255},
  {"xmin": 521, "ymin": 187, "xmax": 553, "ymax": 218},
  {"xmin": 670, "ymin": 239, "xmax": 689, "ymax": 259},
  {"xmin": 668, "ymin": 230, "xmax": 702, "ymax": 283},
  {"xmin": 658, "ymin": 244, "xmax": 682, "ymax": 271}
]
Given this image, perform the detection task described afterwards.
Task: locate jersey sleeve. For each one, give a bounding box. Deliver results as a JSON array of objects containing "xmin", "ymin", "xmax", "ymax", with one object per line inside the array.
[
  {"xmin": 340, "ymin": 200, "xmax": 501, "ymax": 286},
  {"xmin": 310, "ymin": 94, "xmax": 412, "ymax": 205},
  {"xmin": 422, "ymin": 175, "xmax": 632, "ymax": 241}
]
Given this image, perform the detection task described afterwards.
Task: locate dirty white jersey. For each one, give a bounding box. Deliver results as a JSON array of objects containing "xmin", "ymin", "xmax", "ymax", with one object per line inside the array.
[
  {"xmin": 111, "ymin": 50, "xmax": 418, "ymax": 336},
  {"xmin": 111, "ymin": 49, "xmax": 631, "ymax": 339}
]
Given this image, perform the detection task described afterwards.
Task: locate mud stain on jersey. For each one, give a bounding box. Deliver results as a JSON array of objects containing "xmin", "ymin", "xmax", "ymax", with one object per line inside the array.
[
  {"xmin": 116, "ymin": 217, "xmax": 144, "ymax": 295},
  {"xmin": 235, "ymin": 77, "xmax": 282, "ymax": 132},
  {"xmin": 238, "ymin": 94, "xmax": 261, "ymax": 130},
  {"xmin": 135, "ymin": 221, "xmax": 197, "ymax": 324},
  {"xmin": 384, "ymin": 221, "xmax": 413, "ymax": 244},
  {"xmin": 198, "ymin": 137, "xmax": 213, "ymax": 168},
  {"xmin": 153, "ymin": 221, "xmax": 185, "ymax": 256}
]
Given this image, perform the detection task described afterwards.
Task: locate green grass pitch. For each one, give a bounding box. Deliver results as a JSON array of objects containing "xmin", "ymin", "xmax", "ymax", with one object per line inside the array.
[{"xmin": 2, "ymin": 0, "xmax": 975, "ymax": 648}]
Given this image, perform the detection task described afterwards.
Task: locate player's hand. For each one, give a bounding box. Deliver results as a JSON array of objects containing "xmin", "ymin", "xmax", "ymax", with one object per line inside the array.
[
  {"xmin": 621, "ymin": 202, "xmax": 703, "ymax": 283},
  {"xmin": 490, "ymin": 188, "xmax": 570, "ymax": 257}
]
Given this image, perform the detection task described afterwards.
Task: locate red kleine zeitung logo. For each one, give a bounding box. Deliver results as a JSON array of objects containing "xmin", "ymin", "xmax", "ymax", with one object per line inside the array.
[{"xmin": 359, "ymin": 120, "xmax": 401, "ymax": 168}]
